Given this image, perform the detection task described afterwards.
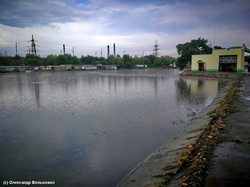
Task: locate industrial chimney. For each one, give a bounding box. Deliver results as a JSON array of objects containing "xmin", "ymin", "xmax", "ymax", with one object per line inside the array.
[
  {"xmin": 107, "ymin": 45, "xmax": 110, "ymax": 58},
  {"xmin": 63, "ymin": 44, "xmax": 65, "ymax": 55}
]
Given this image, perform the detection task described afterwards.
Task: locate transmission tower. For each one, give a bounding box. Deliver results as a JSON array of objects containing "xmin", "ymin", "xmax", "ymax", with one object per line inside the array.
[
  {"xmin": 153, "ymin": 40, "xmax": 160, "ymax": 57},
  {"xmin": 28, "ymin": 34, "xmax": 37, "ymax": 55}
]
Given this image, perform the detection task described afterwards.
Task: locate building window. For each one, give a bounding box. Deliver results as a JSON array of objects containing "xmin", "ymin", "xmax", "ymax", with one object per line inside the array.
[
  {"xmin": 219, "ymin": 55, "xmax": 237, "ymax": 64},
  {"xmin": 219, "ymin": 55, "xmax": 237, "ymax": 72}
]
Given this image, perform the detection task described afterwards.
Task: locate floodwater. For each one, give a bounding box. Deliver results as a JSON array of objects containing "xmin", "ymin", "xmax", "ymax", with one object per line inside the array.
[{"xmin": 0, "ymin": 69, "xmax": 228, "ymax": 186}]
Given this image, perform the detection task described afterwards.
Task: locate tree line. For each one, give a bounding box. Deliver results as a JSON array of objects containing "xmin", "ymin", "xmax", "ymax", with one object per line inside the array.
[
  {"xmin": 2, "ymin": 37, "xmax": 249, "ymax": 69},
  {"xmin": 7, "ymin": 53, "xmax": 177, "ymax": 68}
]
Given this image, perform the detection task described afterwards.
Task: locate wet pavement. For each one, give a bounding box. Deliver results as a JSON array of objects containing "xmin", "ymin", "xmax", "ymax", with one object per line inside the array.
[{"xmin": 205, "ymin": 76, "xmax": 250, "ymax": 187}]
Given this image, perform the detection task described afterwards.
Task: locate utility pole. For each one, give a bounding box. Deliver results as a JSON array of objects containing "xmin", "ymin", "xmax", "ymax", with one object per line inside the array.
[
  {"xmin": 213, "ymin": 31, "xmax": 216, "ymax": 46},
  {"xmin": 72, "ymin": 46, "xmax": 75, "ymax": 56},
  {"xmin": 27, "ymin": 46, "xmax": 31, "ymax": 54},
  {"xmin": 153, "ymin": 40, "xmax": 159, "ymax": 57},
  {"xmin": 100, "ymin": 48, "xmax": 103, "ymax": 58}
]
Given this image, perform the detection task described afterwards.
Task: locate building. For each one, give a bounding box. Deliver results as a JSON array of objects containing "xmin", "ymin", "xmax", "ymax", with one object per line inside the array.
[
  {"xmin": 134, "ymin": 64, "xmax": 147, "ymax": 68},
  {"xmin": 98, "ymin": 64, "xmax": 117, "ymax": 70},
  {"xmin": 191, "ymin": 48, "xmax": 245, "ymax": 72},
  {"xmin": 82, "ymin": 65, "xmax": 97, "ymax": 70}
]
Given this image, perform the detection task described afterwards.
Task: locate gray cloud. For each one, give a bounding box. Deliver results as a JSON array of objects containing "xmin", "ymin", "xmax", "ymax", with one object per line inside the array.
[
  {"xmin": 1, "ymin": 0, "xmax": 250, "ymax": 57},
  {"xmin": 0, "ymin": 0, "xmax": 75, "ymax": 27}
]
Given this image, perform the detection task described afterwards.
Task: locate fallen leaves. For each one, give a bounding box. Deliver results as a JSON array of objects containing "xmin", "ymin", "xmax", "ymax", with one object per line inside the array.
[
  {"xmin": 174, "ymin": 77, "xmax": 241, "ymax": 186},
  {"xmin": 157, "ymin": 77, "xmax": 242, "ymax": 186}
]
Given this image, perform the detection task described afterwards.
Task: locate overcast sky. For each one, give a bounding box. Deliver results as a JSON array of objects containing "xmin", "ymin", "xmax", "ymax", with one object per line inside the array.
[{"xmin": 0, "ymin": 0, "xmax": 250, "ymax": 57}]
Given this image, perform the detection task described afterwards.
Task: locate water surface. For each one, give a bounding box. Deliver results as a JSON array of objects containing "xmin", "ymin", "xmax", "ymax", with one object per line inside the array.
[{"xmin": 0, "ymin": 69, "xmax": 228, "ymax": 186}]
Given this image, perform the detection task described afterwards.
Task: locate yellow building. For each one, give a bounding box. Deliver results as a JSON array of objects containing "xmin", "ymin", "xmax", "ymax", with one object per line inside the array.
[{"xmin": 191, "ymin": 48, "xmax": 244, "ymax": 72}]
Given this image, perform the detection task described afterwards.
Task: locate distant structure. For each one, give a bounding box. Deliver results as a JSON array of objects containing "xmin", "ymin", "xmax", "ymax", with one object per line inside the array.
[
  {"xmin": 28, "ymin": 34, "xmax": 37, "ymax": 55},
  {"xmin": 107, "ymin": 45, "xmax": 110, "ymax": 58},
  {"xmin": 113, "ymin": 43, "xmax": 116, "ymax": 57},
  {"xmin": 153, "ymin": 40, "xmax": 160, "ymax": 57},
  {"xmin": 72, "ymin": 46, "xmax": 75, "ymax": 56},
  {"xmin": 63, "ymin": 44, "xmax": 65, "ymax": 55},
  {"xmin": 15, "ymin": 42, "xmax": 20, "ymax": 56}
]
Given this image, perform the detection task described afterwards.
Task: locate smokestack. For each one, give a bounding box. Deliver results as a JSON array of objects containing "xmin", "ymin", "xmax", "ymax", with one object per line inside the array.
[
  {"xmin": 113, "ymin": 43, "xmax": 116, "ymax": 57},
  {"xmin": 63, "ymin": 44, "xmax": 65, "ymax": 55},
  {"xmin": 107, "ymin": 45, "xmax": 110, "ymax": 58}
]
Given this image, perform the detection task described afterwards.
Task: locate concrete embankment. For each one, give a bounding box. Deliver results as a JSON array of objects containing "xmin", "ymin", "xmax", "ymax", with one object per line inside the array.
[
  {"xmin": 205, "ymin": 76, "xmax": 250, "ymax": 187},
  {"xmin": 117, "ymin": 74, "xmax": 240, "ymax": 187},
  {"xmin": 179, "ymin": 71, "xmax": 239, "ymax": 79}
]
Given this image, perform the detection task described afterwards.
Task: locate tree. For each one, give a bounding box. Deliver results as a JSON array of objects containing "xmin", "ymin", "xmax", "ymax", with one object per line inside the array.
[
  {"xmin": 176, "ymin": 38, "xmax": 212, "ymax": 70},
  {"xmin": 45, "ymin": 55, "xmax": 58, "ymax": 65},
  {"xmin": 144, "ymin": 55, "xmax": 156, "ymax": 66},
  {"xmin": 71, "ymin": 56, "xmax": 80, "ymax": 64},
  {"xmin": 214, "ymin": 45, "xmax": 224, "ymax": 49},
  {"xmin": 25, "ymin": 54, "xmax": 42, "ymax": 66},
  {"xmin": 153, "ymin": 56, "xmax": 167, "ymax": 66},
  {"xmin": 113, "ymin": 57, "xmax": 124, "ymax": 66},
  {"xmin": 245, "ymin": 55, "xmax": 250, "ymax": 63},
  {"xmin": 123, "ymin": 55, "xmax": 134, "ymax": 67},
  {"xmin": 141, "ymin": 57, "xmax": 151, "ymax": 66}
]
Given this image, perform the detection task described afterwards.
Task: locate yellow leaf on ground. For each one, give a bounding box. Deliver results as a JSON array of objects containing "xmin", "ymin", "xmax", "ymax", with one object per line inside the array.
[
  {"xmin": 177, "ymin": 160, "xmax": 182, "ymax": 166},
  {"xmin": 180, "ymin": 156, "xmax": 189, "ymax": 160},
  {"xmin": 218, "ymin": 124, "xmax": 226, "ymax": 127}
]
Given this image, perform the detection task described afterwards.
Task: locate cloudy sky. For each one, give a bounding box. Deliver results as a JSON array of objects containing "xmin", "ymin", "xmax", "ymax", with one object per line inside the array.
[{"xmin": 0, "ymin": 0, "xmax": 250, "ymax": 57}]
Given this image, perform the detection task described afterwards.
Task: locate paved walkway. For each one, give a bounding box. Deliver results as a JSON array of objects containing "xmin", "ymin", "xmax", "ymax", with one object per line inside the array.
[{"xmin": 205, "ymin": 76, "xmax": 250, "ymax": 187}]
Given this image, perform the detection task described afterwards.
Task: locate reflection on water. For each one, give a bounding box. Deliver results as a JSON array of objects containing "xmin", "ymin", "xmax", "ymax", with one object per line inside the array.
[
  {"xmin": 175, "ymin": 78, "xmax": 224, "ymax": 109},
  {"xmin": 0, "ymin": 69, "xmax": 228, "ymax": 186}
]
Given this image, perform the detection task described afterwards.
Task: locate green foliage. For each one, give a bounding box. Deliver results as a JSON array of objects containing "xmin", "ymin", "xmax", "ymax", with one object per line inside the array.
[
  {"xmin": 154, "ymin": 56, "xmax": 166, "ymax": 66},
  {"xmin": 176, "ymin": 38, "xmax": 212, "ymax": 70},
  {"xmin": 144, "ymin": 55, "xmax": 156, "ymax": 66},
  {"xmin": 153, "ymin": 56, "xmax": 175, "ymax": 67},
  {"xmin": 0, "ymin": 57, "xmax": 11, "ymax": 65},
  {"xmin": 113, "ymin": 57, "xmax": 124, "ymax": 66},
  {"xmin": 14, "ymin": 55, "xmax": 21, "ymax": 59},
  {"xmin": 213, "ymin": 45, "xmax": 224, "ymax": 49},
  {"xmin": 0, "ymin": 53, "xmax": 177, "ymax": 68},
  {"xmin": 25, "ymin": 54, "xmax": 42, "ymax": 66},
  {"xmin": 45, "ymin": 55, "xmax": 58, "ymax": 65},
  {"xmin": 122, "ymin": 55, "xmax": 134, "ymax": 68}
]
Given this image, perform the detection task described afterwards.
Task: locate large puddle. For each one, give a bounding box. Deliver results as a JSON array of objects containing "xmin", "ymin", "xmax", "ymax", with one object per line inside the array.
[{"xmin": 0, "ymin": 69, "xmax": 228, "ymax": 186}]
